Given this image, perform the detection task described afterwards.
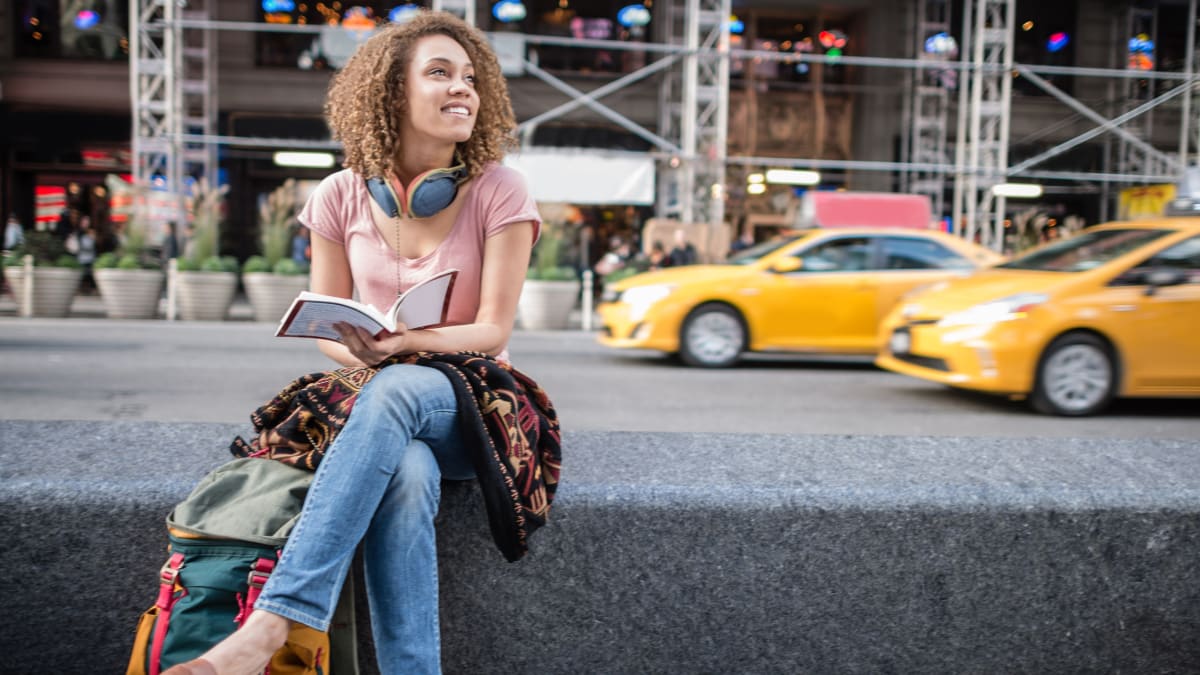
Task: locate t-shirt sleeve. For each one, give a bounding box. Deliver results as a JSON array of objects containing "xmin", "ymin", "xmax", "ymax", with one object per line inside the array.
[
  {"xmin": 481, "ymin": 165, "xmax": 542, "ymax": 246},
  {"xmin": 297, "ymin": 171, "xmax": 351, "ymax": 244}
]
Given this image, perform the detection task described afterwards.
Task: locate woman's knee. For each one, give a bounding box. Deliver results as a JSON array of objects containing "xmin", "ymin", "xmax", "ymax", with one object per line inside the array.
[
  {"xmin": 354, "ymin": 365, "xmax": 453, "ymax": 423},
  {"xmin": 382, "ymin": 439, "xmax": 440, "ymax": 510}
]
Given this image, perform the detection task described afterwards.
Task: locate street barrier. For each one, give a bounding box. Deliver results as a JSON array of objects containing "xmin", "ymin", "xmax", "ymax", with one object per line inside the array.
[{"xmin": 2, "ymin": 420, "xmax": 1199, "ymax": 673}]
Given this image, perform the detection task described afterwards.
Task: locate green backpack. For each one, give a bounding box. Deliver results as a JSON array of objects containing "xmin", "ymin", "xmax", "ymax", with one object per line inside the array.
[{"xmin": 126, "ymin": 458, "xmax": 358, "ymax": 675}]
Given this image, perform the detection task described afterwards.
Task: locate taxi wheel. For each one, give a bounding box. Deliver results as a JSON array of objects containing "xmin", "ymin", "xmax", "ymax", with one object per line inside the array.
[
  {"xmin": 1031, "ymin": 332, "xmax": 1118, "ymax": 416},
  {"xmin": 679, "ymin": 304, "xmax": 746, "ymax": 368}
]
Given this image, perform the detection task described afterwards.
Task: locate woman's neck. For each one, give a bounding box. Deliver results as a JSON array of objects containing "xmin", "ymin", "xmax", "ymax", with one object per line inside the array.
[{"xmin": 393, "ymin": 144, "xmax": 457, "ymax": 185}]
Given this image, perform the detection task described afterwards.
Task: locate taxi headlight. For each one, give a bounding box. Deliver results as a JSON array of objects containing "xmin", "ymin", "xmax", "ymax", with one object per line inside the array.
[
  {"xmin": 622, "ymin": 284, "xmax": 675, "ymax": 321},
  {"xmin": 938, "ymin": 293, "xmax": 1049, "ymax": 328}
]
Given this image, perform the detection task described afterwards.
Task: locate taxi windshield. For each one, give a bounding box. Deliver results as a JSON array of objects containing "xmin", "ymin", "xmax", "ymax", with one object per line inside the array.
[
  {"xmin": 997, "ymin": 228, "xmax": 1171, "ymax": 272},
  {"xmin": 727, "ymin": 234, "xmax": 804, "ymax": 265}
]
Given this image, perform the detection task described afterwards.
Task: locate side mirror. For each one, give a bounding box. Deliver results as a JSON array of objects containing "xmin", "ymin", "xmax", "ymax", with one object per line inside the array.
[
  {"xmin": 769, "ymin": 258, "xmax": 803, "ymax": 274},
  {"xmin": 1144, "ymin": 268, "xmax": 1189, "ymax": 296}
]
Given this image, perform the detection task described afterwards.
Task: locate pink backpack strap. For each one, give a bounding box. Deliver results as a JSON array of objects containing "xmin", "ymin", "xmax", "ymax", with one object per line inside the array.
[
  {"xmin": 148, "ymin": 553, "xmax": 186, "ymax": 675},
  {"xmin": 234, "ymin": 557, "xmax": 277, "ymax": 628}
]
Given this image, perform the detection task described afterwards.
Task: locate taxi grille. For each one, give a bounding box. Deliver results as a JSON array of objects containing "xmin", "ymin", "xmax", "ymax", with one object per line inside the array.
[{"xmin": 893, "ymin": 353, "xmax": 949, "ymax": 372}]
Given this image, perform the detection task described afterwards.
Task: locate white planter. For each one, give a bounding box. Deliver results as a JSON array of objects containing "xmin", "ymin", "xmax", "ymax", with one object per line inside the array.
[
  {"xmin": 94, "ymin": 268, "xmax": 164, "ymax": 320},
  {"xmin": 517, "ymin": 279, "xmax": 580, "ymax": 330},
  {"xmin": 243, "ymin": 272, "xmax": 310, "ymax": 323},
  {"xmin": 176, "ymin": 270, "xmax": 238, "ymax": 321},
  {"xmin": 6, "ymin": 266, "xmax": 82, "ymax": 318}
]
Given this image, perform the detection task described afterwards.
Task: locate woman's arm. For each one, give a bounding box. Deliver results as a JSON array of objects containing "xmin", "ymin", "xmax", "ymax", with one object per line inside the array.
[
  {"xmin": 336, "ymin": 221, "xmax": 535, "ymax": 365},
  {"xmin": 308, "ymin": 232, "xmax": 369, "ymax": 367}
]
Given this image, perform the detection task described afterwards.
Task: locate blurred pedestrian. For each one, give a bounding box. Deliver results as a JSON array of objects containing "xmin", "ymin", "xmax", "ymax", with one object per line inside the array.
[
  {"xmin": 648, "ymin": 240, "xmax": 670, "ymax": 269},
  {"xmin": 76, "ymin": 217, "xmax": 97, "ymax": 293},
  {"xmin": 291, "ymin": 225, "xmax": 312, "ymax": 268},
  {"xmin": 4, "ymin": 213, "xmax": 24, "ymax": 252},
  {"xmin": 668, "ymin": 228, "xmax": 698, "ymax": 266},
  {"xmin": 160, "ymin": 221, "xmax": 180, "ymax": 267}
]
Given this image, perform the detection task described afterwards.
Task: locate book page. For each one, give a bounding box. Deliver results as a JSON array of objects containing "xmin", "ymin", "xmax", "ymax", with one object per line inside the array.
[
  {"xmin": 391, "ymin": 269, "xmax": 457, "ymax": 329},
  {"xmin": 277, "ymin": 296, "xmax": 390, "ymax": 341}
]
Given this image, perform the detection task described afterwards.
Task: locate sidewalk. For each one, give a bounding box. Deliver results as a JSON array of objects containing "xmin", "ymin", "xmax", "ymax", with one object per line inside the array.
[{"xmin": 0, "ymin": 289, "xmax": 602, "ymax": 329}]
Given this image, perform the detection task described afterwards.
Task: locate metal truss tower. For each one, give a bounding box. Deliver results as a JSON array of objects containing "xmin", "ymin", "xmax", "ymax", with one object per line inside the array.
[
  {"xmin": 658, "ymin": 0, "xmax": 731, "ymax": 228},
  {"xmin": 952, "ymin": 0, "xmax": 1014, "ymax": 250},
  {"xmin": 1117, "ymin": 5, "xmax": 1169, "ymax": 180},
  {"xmin": 903, "ymin": 0, "xmax": 952, "ymax": 219},
  {"xmin": 130, "ymin": 0, "xmax": 217, "ymax": 217}
]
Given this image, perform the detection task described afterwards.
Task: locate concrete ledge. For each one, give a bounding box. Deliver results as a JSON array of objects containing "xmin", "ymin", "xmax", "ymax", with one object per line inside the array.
[{"xmin": 2, "ymin": 421, "xmax": 1200, "ymax": 673}]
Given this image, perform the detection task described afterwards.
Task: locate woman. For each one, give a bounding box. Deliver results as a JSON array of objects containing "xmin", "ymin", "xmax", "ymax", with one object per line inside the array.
[{"xmin": 167, "ymin": 12, "xmax": 540, "ymax": 674}]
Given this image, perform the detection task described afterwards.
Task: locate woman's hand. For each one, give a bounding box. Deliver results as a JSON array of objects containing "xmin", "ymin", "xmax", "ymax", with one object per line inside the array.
[{"xmin": 334, "ymin": 322, "xmax": 410, "ymax": 366}]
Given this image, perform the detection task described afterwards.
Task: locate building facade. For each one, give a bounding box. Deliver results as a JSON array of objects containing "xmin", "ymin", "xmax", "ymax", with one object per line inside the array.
[{"xmin": 1, "ymin": 0, "xmax": 1196, "ymax": 258}]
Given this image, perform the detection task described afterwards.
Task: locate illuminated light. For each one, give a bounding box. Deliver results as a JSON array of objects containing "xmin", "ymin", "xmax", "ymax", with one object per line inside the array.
[
  {"xmin": 1047, "ymin": 31, "xmax": 1069, "ymax": 52},
  {"xmin": 794, "ymin": 23, "xmax": 803, "ymax": 31},
  {"xmin": 617, "ymin": 4, "xmax": 650, "ymax": 28},
  {"xmin": 710, "ymin": 183, "xmax": 725, "ymax": 200},
  {"xmin": 826, "ymin": 47, "xmax": 842, "ymax": 59},
  {"xmin": 274, "ymin": 151, "xmax": 336, "ymax": 168},
  {"xmin": 765, "ymin": 169, "xmax": 820, "ymax": 186},
  {"xmin": 1022, "ymin": 20, "xmax": 1034, "ymax": 31},
  {"xmin": 747, "ymin": 183, "xmax": 767, "ymax": 195},
  {"xmin": 818, "ymin": 29, "xmax": 846, "ymax": 50},
  {"xmin": 342, "ymin": 6, "xmax": 376, "ymax": 29},
  {"xmin": 74, "ymin": 10, "xmax": 100, "ymax": 30},
  {"xmin": 261, "ymin": 0, "xmax": 296, "ymax": 12},
  {"xmin": 30, "ymin": 18, "xmax": 39, "ymax": 26},
  {"xmin": 728, "ymin": 15, "xmax": 744, "ymax": 34},
  {"xmin": 990, "ymin": 183, "xmax": 1043, "ymax": 198},
  {"xmin": 668, "ymin": 156, "xmax": 681, "ymax": 168},
  {"xmin": 388, "ymin": 4, "xmax": 421, "ymax": 23},
  {"xmin": 265, "ymin": 13, "xmax": 294, "ymax": 23},
  {"xmin": 747, "ymin": 173, "xmax": 764, "ymax": 184},
  {"xmin": 32, "ymin": 31, "xmax": 42, "ymax": 40},
  {"xmin": 493, "ymin": 0, "xmax": 527, "ymax": 22},
  {"xmin": 924, "ymin": 31, "xmax": 957, "ymax": 55},
  {"xmin": 795, "ymin": 62, "xmax": 810, "ymax": 74}
]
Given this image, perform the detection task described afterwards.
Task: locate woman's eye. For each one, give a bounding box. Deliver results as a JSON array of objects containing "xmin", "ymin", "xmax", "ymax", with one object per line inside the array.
[{"xmin": 464, "ymin": 74, "xmax": 476, "ymax": 85}]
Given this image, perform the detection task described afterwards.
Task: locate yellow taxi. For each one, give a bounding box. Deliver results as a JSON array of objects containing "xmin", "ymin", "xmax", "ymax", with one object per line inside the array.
[
  {"xmin": 597, "ymin": 228, "xmax": 1002, "ymax": 367},
  {"xmin": 876, "ymin": 218, "xmax": 1200, "ymax": 416}
]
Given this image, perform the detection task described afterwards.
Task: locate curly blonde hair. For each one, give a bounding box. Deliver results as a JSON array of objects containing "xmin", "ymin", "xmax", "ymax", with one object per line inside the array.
[{"xmin": 325, "ymin": 11, "xmax": 516, "ymax": 179}]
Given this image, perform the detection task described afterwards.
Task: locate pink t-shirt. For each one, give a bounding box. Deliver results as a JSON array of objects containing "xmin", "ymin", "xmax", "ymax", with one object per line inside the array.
[{"xmin": 298, "ymin": 162, "xmax": 541, "ymax": 361}]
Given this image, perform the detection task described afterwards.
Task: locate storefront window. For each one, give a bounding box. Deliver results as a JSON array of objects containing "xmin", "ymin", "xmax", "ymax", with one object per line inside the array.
[{"xmin": 14, "ymin": 0, "xmax": 129, "ymax": 60}]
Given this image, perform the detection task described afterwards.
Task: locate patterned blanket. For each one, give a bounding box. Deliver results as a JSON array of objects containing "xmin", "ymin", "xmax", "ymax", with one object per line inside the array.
[{"xmin": 230, "ymin": 351, "xmax": 561, "ymax": 562}]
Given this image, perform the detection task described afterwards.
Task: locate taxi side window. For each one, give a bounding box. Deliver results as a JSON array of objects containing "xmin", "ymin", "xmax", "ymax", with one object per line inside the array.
[
  {"xmin": 881, "ymin": 237, "xmax": 973, "ymax": 270},
  {"xmin": 798, "ymin": 237, "xmax": 873, "ymax": 272},
  {"xmin": 1112, "ymin": 236, "xmax": 1200, "ymax": 286}
]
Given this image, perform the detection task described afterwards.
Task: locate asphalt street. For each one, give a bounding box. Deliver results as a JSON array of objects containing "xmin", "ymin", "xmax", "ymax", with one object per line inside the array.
[{"xmin": 1, "ymin": 315, "xmax": 1197, "ymax": 439}]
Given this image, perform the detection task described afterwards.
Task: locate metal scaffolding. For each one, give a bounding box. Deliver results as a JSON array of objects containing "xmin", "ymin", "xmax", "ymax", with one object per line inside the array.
[
  {"xmin": 657, "ymin": 0, "xmax": 731, "ymax": 228},
  {"xmin": 903, "ymin": 0, "xmax": 952, "ymax": 219},
  {"xmin": 139, "ymin": 0, "xmax": 1200, "ymax": 241},
  {"xmin": 951, "ymin": 0, "xmax": 1014, "ymax": 249},
  {"xmin": 130, "ymin": 0, "xmax": 217, "ymax": 217}
]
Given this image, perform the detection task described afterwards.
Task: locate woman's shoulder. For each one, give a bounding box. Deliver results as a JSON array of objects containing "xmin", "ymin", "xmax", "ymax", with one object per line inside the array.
[
  {"xmin": 472, "ymin": 162, "xmax": 530, "ymax": 192},
  {"xmin": 316, "ymin": 167, "xmax": 362, "ymax": 193}
]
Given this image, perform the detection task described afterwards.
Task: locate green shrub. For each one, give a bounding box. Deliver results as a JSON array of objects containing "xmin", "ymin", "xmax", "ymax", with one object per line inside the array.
[
  {"xmin": 242, "ymin": 255, "xmax": 271, "ymax": 274},
  {"xmin": 176, "ymin": 257, "xmax": 200, "ymax": 272},
  {"xmin": 7, "ymin": 230, "xmax": 71, "ymax": 267},
  {"xmin": 272, "ymin": 258, "xmax": 307, "ymax": 276},
  {"xmin": 526, "ymin": 221, "xmax": 578, "ymax": 282},
  {"xmin": 116, "ymin": 254, "xmax": 143, "ymax": 270},
  {"xmin": 94, "ymin": 252, "xmax": 120, "ymax": 269},
  {"xmin": 55, "ymin": 255, "xmax": 82, "ymax": 269}
]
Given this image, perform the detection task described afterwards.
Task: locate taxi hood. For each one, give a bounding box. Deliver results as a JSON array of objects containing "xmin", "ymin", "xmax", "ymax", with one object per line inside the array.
[
  {"xmin": 608, "ymin": 264, "xmax": 751, "ymax": 291},
  {"xmin": 901, "ymin": 268, "xmax": 1072, "ymax": 318}
]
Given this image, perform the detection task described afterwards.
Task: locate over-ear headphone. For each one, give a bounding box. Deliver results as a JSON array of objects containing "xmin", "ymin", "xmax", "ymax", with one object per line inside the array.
[{"xmin": 366, "ymin": 157, "xmax": 468, "ymax": 220}]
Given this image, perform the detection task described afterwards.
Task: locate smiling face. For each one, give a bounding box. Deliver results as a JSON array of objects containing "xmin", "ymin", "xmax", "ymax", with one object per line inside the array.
[{"xmin": 399, "ymin": 33, "xmax": 479, "ymax": 150}]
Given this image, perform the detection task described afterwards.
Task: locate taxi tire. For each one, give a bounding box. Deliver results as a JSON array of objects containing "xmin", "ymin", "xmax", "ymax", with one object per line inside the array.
[
  {"xmin": 679, "ymin": 303, "xmax": 746, "ymax": 368},
  {"xmin": 1030, "ymin": 332, "xmax": 1118, "ymax": 417}
]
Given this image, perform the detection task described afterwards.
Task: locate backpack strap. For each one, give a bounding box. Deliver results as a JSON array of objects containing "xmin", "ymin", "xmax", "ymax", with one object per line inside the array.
[
  {"xmin": 148, "ymin": 553, "xmax": 186, "ymax": 675},
  {"xmin": 234, "ymin": 556, "xmax": 277, "ymax": 628}
]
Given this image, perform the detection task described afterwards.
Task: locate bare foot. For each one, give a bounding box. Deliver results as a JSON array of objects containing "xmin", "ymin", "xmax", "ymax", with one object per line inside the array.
[{"xmin": 198, "ymin": 610, "xmax": 290, "ymax": 675}]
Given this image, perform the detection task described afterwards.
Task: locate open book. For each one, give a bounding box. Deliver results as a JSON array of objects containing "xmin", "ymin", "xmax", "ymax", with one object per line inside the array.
[{"xmin": 276, "ymin": 268, "xmax": 458, "ymax": 342}]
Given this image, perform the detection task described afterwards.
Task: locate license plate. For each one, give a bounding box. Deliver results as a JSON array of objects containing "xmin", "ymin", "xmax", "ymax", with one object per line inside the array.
[{"xmin": 889, "ymin": 329, "xmax": 911, "ymax": 355}]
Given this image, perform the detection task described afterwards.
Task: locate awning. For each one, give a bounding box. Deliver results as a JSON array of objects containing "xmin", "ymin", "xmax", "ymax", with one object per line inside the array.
[{"xmin": 503, "ymin": 149, "xmax": 655, "ymax": 206}]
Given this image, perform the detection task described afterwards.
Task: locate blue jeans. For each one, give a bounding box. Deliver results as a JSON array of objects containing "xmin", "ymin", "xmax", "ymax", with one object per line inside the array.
[{"xmin": 255, "ymin": 364, "xmax": 473, "ymax": 674}]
